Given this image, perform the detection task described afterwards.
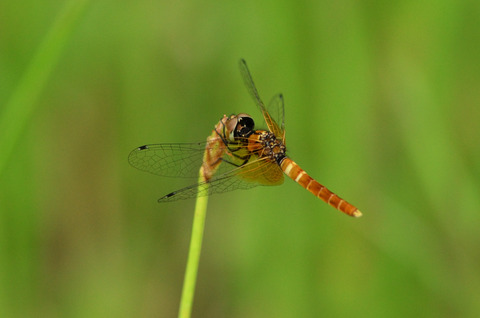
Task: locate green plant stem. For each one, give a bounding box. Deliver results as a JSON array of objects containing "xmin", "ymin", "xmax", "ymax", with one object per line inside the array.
[
  {"xmin": 178, "ymin": 175, "xmax": 209, "ymax": 318},
  {"xmin": 0, "ymin": 0, "xmax": 91, "ymax": 176}
]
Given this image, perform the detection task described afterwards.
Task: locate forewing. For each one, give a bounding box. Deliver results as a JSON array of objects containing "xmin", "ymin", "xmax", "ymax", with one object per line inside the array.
[
  {"xmin": 128, "ymin": 142, "xmax": 208, "ymax": 178},
  {"xmin": 239, "ymin": 59, "xmax": 284, "ymax": 138}
]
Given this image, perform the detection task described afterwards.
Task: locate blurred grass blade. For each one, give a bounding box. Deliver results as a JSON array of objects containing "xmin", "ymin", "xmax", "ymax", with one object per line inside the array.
[{"xmin": 0, "ymin": 0, "xmax": 91, "ymax": 176}]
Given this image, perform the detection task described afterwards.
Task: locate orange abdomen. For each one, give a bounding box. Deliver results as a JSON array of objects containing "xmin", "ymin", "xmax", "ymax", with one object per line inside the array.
[{"xmin": 280, "ymin": 158, "xmax": 362, "ymax": 217}]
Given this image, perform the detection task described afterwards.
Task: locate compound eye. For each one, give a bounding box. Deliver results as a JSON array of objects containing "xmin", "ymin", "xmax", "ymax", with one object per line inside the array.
[{"xmin": 234, "ymin": 115, "xmax": 255, "ymax": 138}]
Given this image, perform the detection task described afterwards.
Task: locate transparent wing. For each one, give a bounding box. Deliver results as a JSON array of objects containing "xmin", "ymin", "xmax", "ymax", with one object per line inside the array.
[
  {"xmin": 128, "ymin": 139, "xmax": 270, "ymax": 179},
  {"xmin": 159, "ymin": 156, "xmax": 284, "ymax": 202},
  {"xmin": 267, "ymin": 93, "xmax": 286, "ymax": 143},
  {"xmin": 128, "ymin": 142, "xmax": 209, "ymax": 178},
  {"xmin": 239, "ymin": 59, "xmax": 285, "ymax": 139}
]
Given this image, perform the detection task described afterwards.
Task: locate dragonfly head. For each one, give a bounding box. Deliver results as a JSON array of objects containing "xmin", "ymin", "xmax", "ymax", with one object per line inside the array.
[{"xmin": 225, "ymin": 113, "xmax": 255, "ymax": 141}]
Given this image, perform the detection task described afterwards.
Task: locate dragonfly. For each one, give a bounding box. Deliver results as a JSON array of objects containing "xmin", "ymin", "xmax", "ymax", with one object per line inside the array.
[{"xmin": 129, "ymin": 59, "xmax": 362, "ymax": 217}]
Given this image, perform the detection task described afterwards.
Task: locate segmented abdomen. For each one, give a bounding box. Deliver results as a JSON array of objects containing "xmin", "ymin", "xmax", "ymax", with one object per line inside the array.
[{"xmin": 280, "ymin": 158, "xmax": 362, "ymax": 217}]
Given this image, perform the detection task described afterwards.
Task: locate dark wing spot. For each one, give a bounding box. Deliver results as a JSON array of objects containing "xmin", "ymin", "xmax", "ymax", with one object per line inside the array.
[
  {"xmin": 158, "ymin": 191, "xmax": 176, "ymax": 202},
  {"xmin": 138, "ymin": 145, "xmax": 148, "ymax": 150}
]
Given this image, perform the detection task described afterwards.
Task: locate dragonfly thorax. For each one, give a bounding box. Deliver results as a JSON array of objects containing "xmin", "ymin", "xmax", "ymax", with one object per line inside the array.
[{"xmin": 253, "ymin": 131, "xmax": 286, "ymax": 165}]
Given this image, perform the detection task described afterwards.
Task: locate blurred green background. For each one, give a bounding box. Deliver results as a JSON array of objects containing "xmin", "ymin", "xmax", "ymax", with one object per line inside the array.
[{"xmin": 1, "ymin": 0, "xmax": 480, "ymax": 317}]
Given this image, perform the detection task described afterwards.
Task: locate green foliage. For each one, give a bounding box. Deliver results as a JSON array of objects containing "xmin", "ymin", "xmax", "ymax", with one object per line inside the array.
[{"xmin": 1, "ymin": 0, "xmax": 479, "ymax": 317}]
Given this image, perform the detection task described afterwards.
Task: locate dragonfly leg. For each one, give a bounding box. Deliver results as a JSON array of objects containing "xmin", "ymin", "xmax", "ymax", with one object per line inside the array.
[
  {"xmin": 228, "ymin": 150, "xmax": 250, "ymax": 161},
  {"xmin": 215, "ymin": 118, "xmax": 231, "ymax": 145},
  {"xmin": 213, "ymin": 115, "xmax": 252, "ymax": 166},
  {"xmin": 214, "ymin": 120, "xmax": 246, "ymax": 155},
  {"xmin": 218, "ymin": 157, "xmax": 247, "ymax": 168},
  {"xmin": 215, "ymin": 117, "xmax": 246, "ymax": 151}
]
